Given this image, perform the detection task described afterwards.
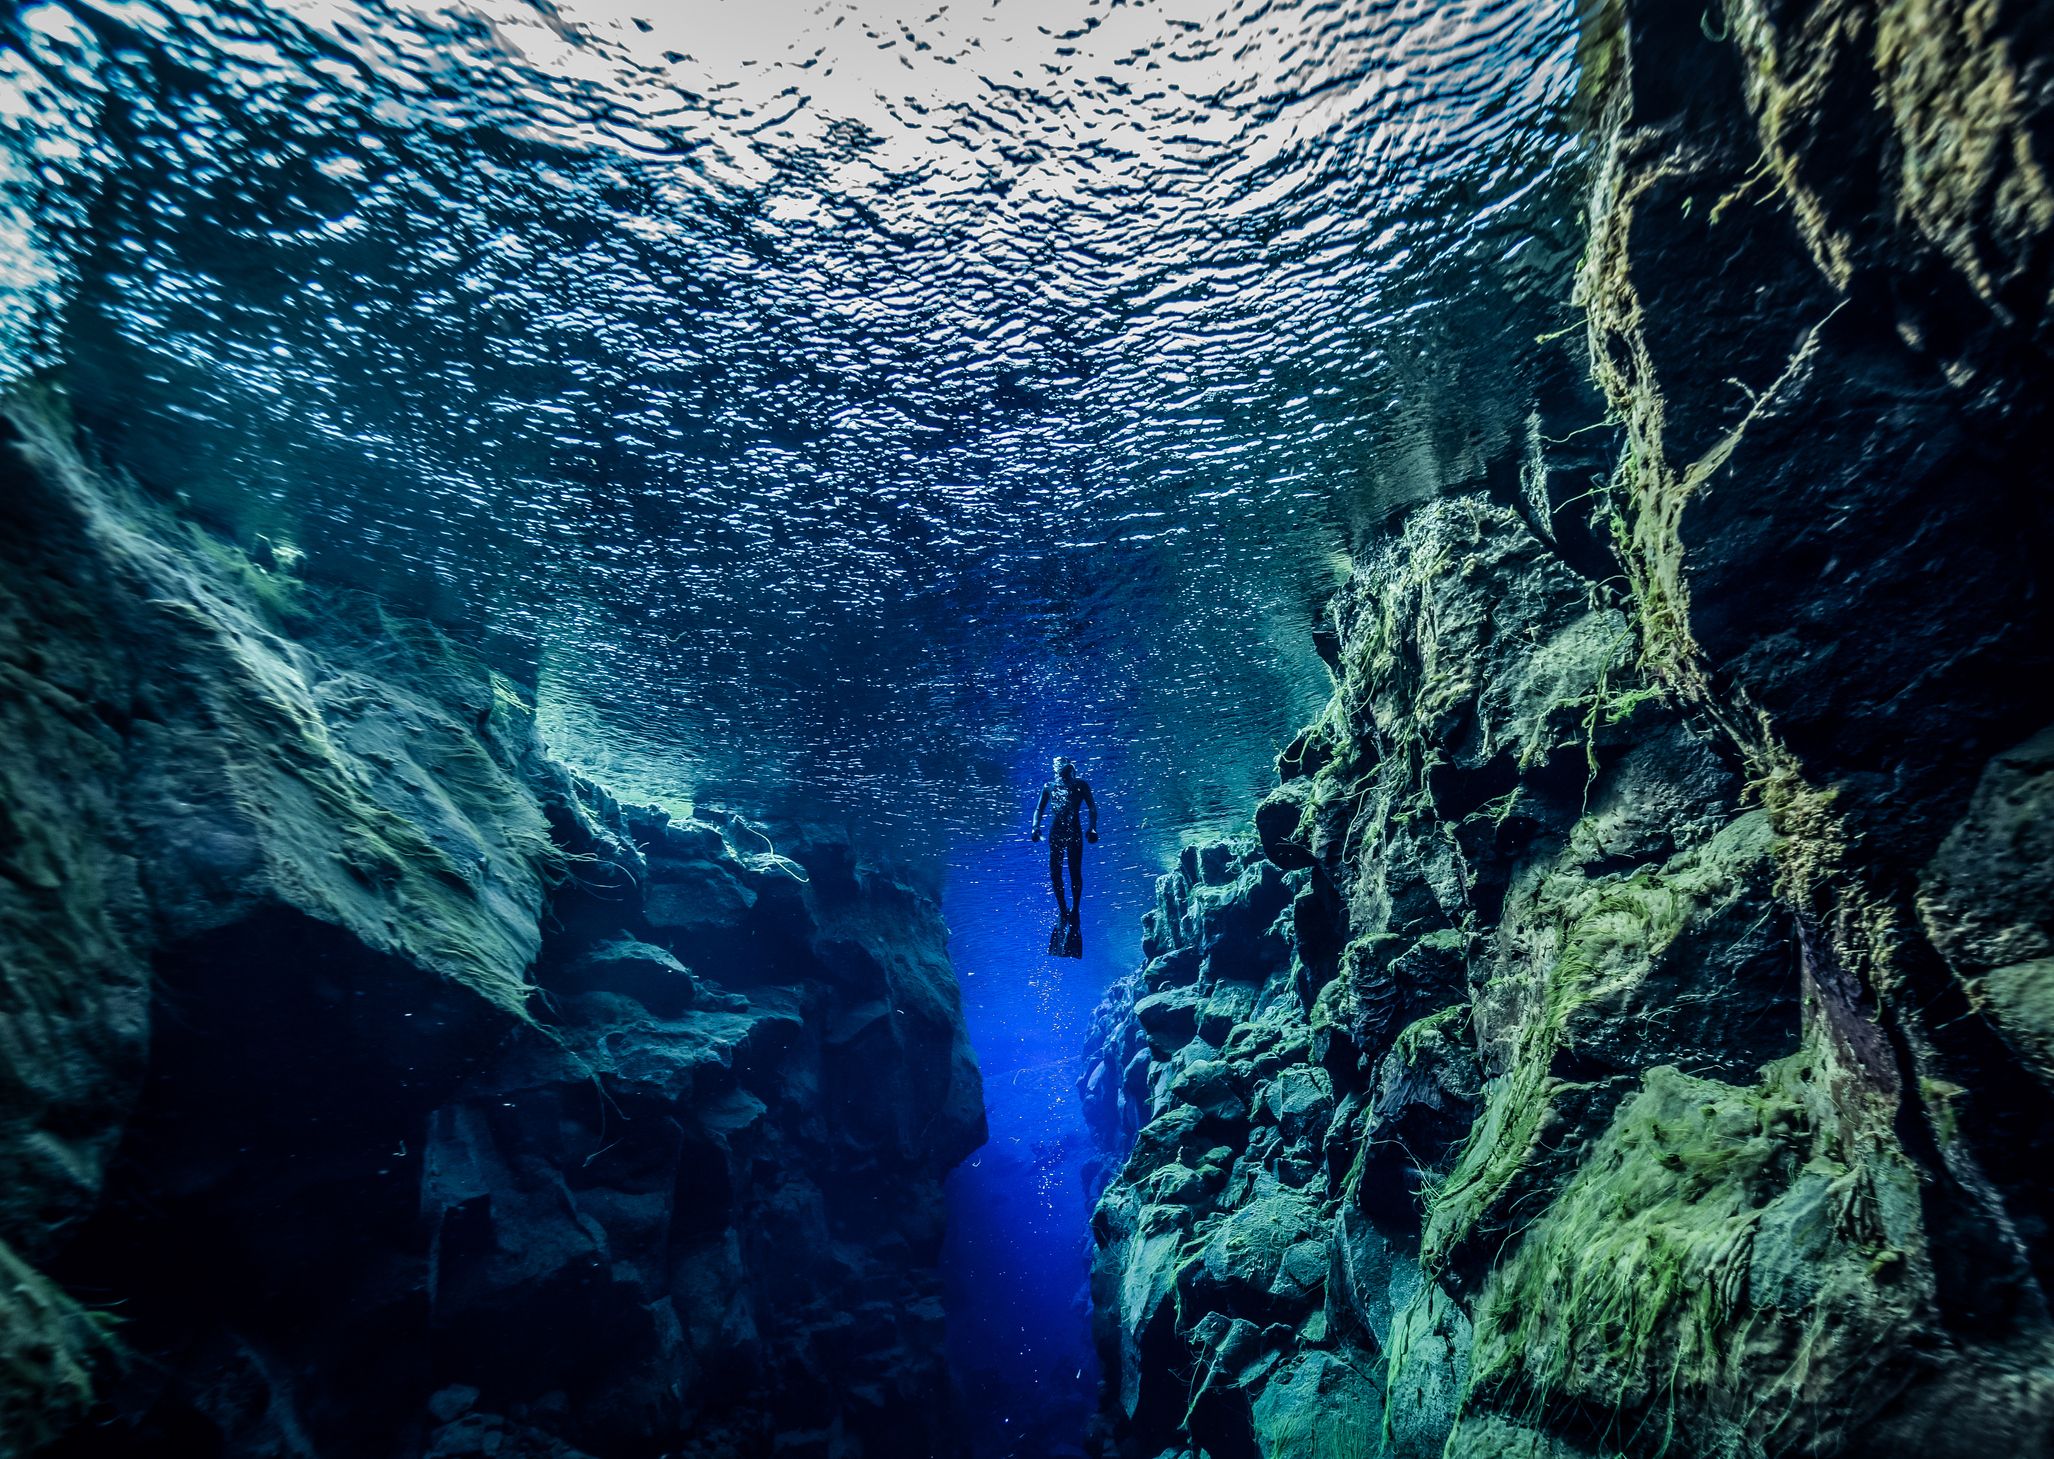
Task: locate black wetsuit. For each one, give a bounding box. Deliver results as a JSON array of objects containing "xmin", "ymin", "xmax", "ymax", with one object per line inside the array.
[{"xmin": 1035, "ymin": 774, "xmax": 1096, "ymax": 919}]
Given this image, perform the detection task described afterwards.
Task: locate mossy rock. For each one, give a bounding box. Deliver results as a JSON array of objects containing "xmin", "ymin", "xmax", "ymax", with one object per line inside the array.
[
  {"xmin": 1425, "ymin": 811, "xmax": 1794, "ymax": 1275},
  {"xmin": 0, "ymin": 1239, "xmax": 102, "ymax": 1456},
  {"xmin": 1465, "ymin": 1055, "xmax": 1929, "ymax": 1458},
  {"xmin": 1192, "ymin": 1182, "xmax": 1326, "ymax": 1316},
  {"xmin": 1256, "ymin": 777, "xmax": 1318, "ymax": 871},
  {"xmin": 1442, "ymin": 1415, "xmax": 1602, "ymax": 1459},
  {"xmin": 1919, "ymin": 725, "xmax": 2054, "ymax": 1087},
  {"xmin": 1247, "ymin": 1350, "xmax": 1385, "ymax": 1459}
]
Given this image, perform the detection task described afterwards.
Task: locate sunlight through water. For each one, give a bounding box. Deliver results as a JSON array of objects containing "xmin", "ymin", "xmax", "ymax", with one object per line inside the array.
[{"xmin": 3, "ymin": 0, "xmax": 1588, "ymax": 865}]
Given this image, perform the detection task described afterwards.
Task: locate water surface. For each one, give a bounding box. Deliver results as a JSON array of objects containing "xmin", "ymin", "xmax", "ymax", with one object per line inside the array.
[
  {"xmin": 5, "ymin": 0, "xmax": 1587, "ymax": 857},
  {"xmin": 3, "ymin": 2, "xmax": 1591, "ymax": 1449}
]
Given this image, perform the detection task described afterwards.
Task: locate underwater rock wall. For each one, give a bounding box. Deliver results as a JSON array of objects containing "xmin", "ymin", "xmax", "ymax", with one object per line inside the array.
[
  {"xmin": 0, "ymin": 397, "xmax": 984, "ymax": 1459},
  {"xmin": 1083, "ymin": 2, "xmax": 2054, "ymax": 1455}
]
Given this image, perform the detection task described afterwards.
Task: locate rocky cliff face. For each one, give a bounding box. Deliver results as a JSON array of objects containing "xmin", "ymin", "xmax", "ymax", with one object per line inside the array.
[
  {"xmin": 0, "ymin": 395, "xmax": 984, "ymax": 1459},
  {"xmin": 1083, "ymin": 3, "xmax": 2054, "ymax": 1455}
]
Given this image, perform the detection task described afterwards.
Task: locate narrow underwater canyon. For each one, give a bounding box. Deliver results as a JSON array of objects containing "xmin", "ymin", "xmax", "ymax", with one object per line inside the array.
[{"xmin": 3, "ymin": 1, "xmax": 2053, "ymax": 1458}]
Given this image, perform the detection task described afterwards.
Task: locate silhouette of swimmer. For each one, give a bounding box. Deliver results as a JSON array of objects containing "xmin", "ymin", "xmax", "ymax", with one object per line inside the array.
[{"xmin": 1031, "ymin": 756, "xmax": 1097, "ymax": 955}]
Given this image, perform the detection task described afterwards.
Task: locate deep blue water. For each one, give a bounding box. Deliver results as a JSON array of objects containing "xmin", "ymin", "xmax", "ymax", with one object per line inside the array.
[{"xmin": 940, "ymin": 801, "xmax": 1160, "ymax": 1458}]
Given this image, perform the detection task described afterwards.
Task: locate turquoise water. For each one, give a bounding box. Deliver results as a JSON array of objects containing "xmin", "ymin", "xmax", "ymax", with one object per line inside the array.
[
  {"xmin": 5, "ymin": 0, "xmax": 1588, "ymax": 855},
  {"xmin": 4, "ymin": 1, "xmax": 1590, "ymax": 1450}
]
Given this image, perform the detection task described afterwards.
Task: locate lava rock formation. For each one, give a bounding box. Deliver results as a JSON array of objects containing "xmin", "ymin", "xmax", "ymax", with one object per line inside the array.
[
  {"xmin": 1082, "ymin": 2, "xmax": 2054, "ymax": 1455},
  {"xmin": 0, "ymin": 397, "xmax": 985, "ymax": 1459}
]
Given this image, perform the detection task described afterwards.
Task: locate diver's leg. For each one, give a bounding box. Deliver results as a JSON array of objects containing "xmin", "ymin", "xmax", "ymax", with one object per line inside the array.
[
  {"xmin": 1068, "ymin": 839, "xmax": 1083, "ymax": 919},
  {"xmin": 1049, "ymin": 841, "xmax": 1069, "ymax": 917}
]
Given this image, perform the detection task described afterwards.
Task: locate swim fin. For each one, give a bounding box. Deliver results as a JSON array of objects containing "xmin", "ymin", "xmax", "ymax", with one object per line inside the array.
[{"xmin": 1048, "ymin": 915, "xmax": 1084, "ymax": 959}]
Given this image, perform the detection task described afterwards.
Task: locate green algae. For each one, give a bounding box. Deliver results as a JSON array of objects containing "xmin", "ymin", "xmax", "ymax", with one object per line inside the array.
[
  {"xmin": 0, "ymin": 1239, "xmax": 105, "ymax": 1457},
  {"xmin": 1468, "ymin": 1064, "xmax": 1797, "ymax": 1448},
  {"xmin": 189, "ymin": 527, "xmax": 310, "ymax": 632},
  {"xmin": 1462, "ymin": 1048, "xmax": 1926, "ymax": 1459},
  {"xmin": 1391, "ymin": 1004, "xmax": 1469, "ymax": 1067},
  {"xmin": 1377, "ymin": 1277, "xmax": 1470, "ymax": 1457},
  {"xmin": 1249, "ymin": 1350, "xmax": 1385, "ymax": 1459},
  {"xmin": 1423, "ymin": 811, "xmax": 1778, "ymax": 1272},
  {"xmin": 1445, "ymin": 1413, "xmax": 1617, "ymax": 1459}
]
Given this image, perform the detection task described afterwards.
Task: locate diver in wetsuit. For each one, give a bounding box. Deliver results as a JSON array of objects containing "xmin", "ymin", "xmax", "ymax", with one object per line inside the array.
[{"xmin": 1030, "ymin": 756, "xmax": 1098, "ymax": 926}]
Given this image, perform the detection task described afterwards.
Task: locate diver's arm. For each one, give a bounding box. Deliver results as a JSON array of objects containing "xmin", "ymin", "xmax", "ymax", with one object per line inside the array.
[
  {"xmin": 1083, "ymin": 782, "xmax": 1099, "ymax": 839},
  {"xmin": 1031, "ymin": 785, "xmax": 1050, "ymax": 840}
]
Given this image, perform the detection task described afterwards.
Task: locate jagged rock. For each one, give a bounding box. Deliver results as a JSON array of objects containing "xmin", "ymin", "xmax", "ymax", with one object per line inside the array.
[
  {"xmin": 1257, "ymin": 1065, "xmax": 1333, "ymax": 1152},
  {"xmin": 1254, "ymin": 779, "xmax": 1317, "ymax": 871},
  {"xmin": 1469, "ymin": 1059, "xmax": 1927, "ymax": 1456},
  {"xmin": 1134, "ymin": 987, "xmax": 1202, "ymax": 1055},
  {"xmin": 425, "ymin": 1409, "xmax": 598, "ymax": 1459},
  {"xmin": 427, "ymin": 1385, "xmax": 482, "ymax": 1424},
  {"xmin": 1146, "ymin": 945, "xmax": 1202, "ymax": 990},
  {"xmin": 0, "ymin": 396, "xmax": 566, "ymax": 1449},
  {"xmin": 1919, "ymin": 725, "xmax": 2054, "ymax": 1086},
  {"xmin": 1441, "ymin": 1416, "xmax": 1596, "ymax": 1459},
  {"xmin": 1196, "ymin": 983, "xmax": 1259, "ymax": 1046},
  {"xmin": 1167, "ymin": 1060, "xmax": 1247, "ymax": 1126},
  {"xmin": 1193, "ymin": 1185, "xmax": 1325, "ymax": 1314},
  {"xmin": 642, "ymin": 856, "xmax": 759, "ymax": 935},
  {"xmin": 549, "ymin": 936, "xmax": 715, "ymax": 1017},
  {"xmin": 1364, "ymin": 1009, "xmax": 1480, "ymax": 1172},
  {"xmin": 1381, "ymin": 1282, "xmax": 1469, "ymax": 1458},
  {"xmin": 0, "ymin": 404, "xmax": 984, "ymax": 1459},
  {"xmin": 1085, "ymin": 20, "xmax": 2054, "ymax": 1426},
  {"xmin": 1246, "ymin": 1351, "xmax": 1383, "ymax": 1458},
  {"xmin": 1427, "ymin": 809, "xmax": 1797, "ymax": 1276}
]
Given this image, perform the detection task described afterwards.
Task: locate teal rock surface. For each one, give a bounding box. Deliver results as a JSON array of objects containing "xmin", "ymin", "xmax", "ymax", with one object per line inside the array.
[
  {"xmin": 0, "ymin": 398, "xmax": 985, "ymax": 1458},
  {"xmin": 1082, "ymin": 2, "xmax": 2054, "ymax": 1454}
]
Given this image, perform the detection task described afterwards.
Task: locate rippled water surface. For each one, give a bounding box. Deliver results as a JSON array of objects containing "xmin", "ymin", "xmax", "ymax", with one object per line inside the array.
[{"xmin": 5, "ymin": 0, "xmax": 1588, "ymax": 861}]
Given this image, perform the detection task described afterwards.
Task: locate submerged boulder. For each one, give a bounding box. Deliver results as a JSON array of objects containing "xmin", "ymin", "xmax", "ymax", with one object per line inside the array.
[{"xmin": 1919, "ymin": 725, "xmax": 2054, "ymax": 1088}]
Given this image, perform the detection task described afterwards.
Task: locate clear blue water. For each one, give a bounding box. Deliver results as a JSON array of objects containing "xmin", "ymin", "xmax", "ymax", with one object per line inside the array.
[
  {"xmin": 940, "ymin": 822, "xmax": 1154, "ymax": 1459},
  {"xmin": 3, "ymin": 0, "xmax": 1589, "ymax": 850},
  {"xmin": 3, "ymin": 2, "xmax": 1590, "ymax": 1450}
]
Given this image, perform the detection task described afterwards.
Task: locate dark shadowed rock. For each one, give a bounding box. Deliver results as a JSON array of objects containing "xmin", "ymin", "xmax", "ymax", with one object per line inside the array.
[
  {"xmin": 1920, "ymin": 725, "xmax": 2054, "ymax": 1088},
  {"xmin": 1254, "ymin": 780, "xmax": 1317, "ymax": 871},
  {"xmin": 0, "ymin": 402, "xmax": 985, "ymax": 1459}
]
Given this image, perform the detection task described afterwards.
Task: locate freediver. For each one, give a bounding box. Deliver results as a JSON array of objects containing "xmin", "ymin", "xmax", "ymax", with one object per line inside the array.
[{"xmin": 1030, "ymin": 756, "xmax": 1098, "ymax": 953}]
